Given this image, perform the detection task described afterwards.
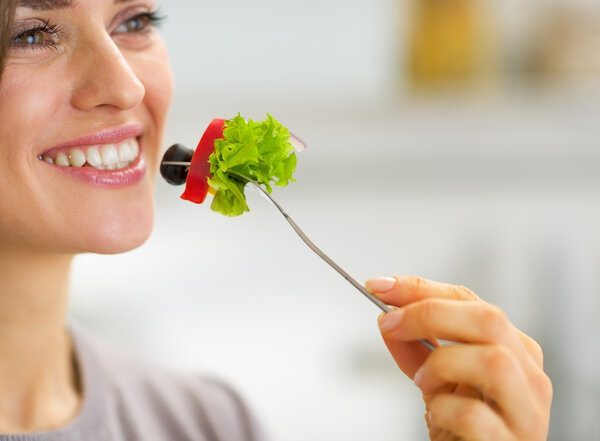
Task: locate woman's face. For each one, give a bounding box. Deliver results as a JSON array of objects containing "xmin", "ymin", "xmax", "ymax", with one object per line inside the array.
[{"xmin": 0, "ymin": 0, "xmax": 173, "ymax": 255}]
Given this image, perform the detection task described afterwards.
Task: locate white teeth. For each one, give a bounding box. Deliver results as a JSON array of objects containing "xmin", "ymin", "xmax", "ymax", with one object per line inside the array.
[
  {"xmin": 69, "ymin": 148, "xmax": 87, "ymax": 167},
  {"xmin": 56, "ymin": 153, "xmax": 70, "ymax": 167},
  {"xmin": 101, "ymin": 145, "xmax": 119, "ymax": 166},
  {"xmin": 86, "ymin": 148, "xmax": 102, "ymax": 167},
  {"xmin": 118, "ymin": 143, "xmax": 134, "ymax": 163},
  {"xmin": 130, "ymin": 139, "xmax": 139, "ymax": 158},
  {"xmin": 42, "ymin": 138, "xmax": 139, "ymax": 170}
]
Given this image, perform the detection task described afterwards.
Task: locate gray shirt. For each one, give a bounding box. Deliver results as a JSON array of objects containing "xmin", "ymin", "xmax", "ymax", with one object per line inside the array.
[{"xmin": 0, "ymin": 326, "xmax": 263, "ymax": 441}]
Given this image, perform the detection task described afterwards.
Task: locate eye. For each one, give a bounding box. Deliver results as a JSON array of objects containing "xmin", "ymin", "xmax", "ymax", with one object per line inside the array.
[
  {"xmin": 10, "ymin": 21, "xmax": 60, "ymax": 50},
  {"xmin": 115, "ymin": 15, "xmax": 149, "ymax": 33},
  {"xmin": 13, "ymin": 30, "xmax": 45, "ymax": 45},
  {"xmin": 114, "ymin": 12, "xmax": 164, "ymax": 35}
]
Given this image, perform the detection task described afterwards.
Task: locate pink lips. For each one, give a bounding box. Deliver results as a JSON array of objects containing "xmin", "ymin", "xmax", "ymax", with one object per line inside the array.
[
  {"xmin": 42, "ymin": 125, "xmax": 144, "ymax": 153},
  {"xmin": 40, "ymin": 125, "xmax": 147, "ymax": 188}
]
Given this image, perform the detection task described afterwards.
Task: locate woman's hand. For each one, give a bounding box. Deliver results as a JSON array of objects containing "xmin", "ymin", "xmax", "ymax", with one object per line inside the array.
[{"xmin": 365, "ymin": 276, "xmax": 552, "ymax": 441}]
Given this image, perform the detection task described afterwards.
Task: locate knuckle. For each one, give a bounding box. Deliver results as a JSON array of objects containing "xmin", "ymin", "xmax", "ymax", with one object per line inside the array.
[
  {"xmin": 479, "ymin": 304, "xmax": 510, "ymax": 340},
  {"xmin": 535, "ymin": 372, "xmax": 554, "ymax": 404},
  {"xmin": 405, "ymin": 275, "xmax": 425, "ymax": 295},
  {"xmin": 525, "ymin": 336, "xmax": 545, "ymax": 367},
  {"xmin": 417, "ymin": 298, "xmax": 437, "ymax": 324},
  {"xmin": 452, "ymin": 284, "xmax": 478, "ymax": 301},
  {"xmin": 482, "ymin": 345, "xmax": 516, "ymax": 378}
]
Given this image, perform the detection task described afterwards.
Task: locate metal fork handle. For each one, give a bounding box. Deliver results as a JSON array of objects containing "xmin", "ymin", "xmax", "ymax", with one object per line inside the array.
[{"xmin": 233, "ymin": 172, "xmax": 436, "ymax": 352}]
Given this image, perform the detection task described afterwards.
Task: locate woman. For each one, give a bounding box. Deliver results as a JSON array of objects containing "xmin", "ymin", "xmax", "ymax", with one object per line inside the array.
[{"xmin": 0, "ymin": 0, "xmax": 552, "ymax": 440}]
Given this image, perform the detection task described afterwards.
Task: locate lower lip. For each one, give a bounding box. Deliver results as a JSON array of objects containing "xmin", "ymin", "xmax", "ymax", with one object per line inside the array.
[{"xmin": 45, "ymin": 144, "xmax": 147, "ymax": 188}]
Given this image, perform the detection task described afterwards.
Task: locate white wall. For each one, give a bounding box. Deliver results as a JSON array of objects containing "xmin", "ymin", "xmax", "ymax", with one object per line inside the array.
[{"xmin": 161, "ymin": 0, "xmax": 402, "ymax": 107}]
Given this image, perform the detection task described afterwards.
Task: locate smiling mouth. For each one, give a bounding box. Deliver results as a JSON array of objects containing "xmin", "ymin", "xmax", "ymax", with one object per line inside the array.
[{"xmin": 39, "ymin": 137, "xmax": 140, "ymax": 171}]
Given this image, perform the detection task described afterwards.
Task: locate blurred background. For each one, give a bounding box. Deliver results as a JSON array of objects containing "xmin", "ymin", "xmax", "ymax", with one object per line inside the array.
[{"xmin": 69, "ymin": 0, "xmax": 600, "ymax": 439}]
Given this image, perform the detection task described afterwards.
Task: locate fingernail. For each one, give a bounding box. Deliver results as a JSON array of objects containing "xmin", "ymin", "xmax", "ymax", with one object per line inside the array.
[
  {"xmin": 379, "ymin": 309, "xmax": 404, "ymax": 333},
  {"xmin": 365, "ymin": 277, "xmax": 396, "ymax": 294},
  {"xmin": 413, "ymin": 365, "xmax": 425, "ymax": 388}
]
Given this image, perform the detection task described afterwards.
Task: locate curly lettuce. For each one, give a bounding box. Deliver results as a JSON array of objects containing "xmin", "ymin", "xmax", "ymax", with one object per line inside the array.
[{"xmin": 207, "ymin": 114, "xmax": 297, "ymax": 217}]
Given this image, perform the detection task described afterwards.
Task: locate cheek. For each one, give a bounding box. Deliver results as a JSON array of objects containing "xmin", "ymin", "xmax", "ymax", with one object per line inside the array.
[
  {"xmin": 0, "ymin": 64, "xmax": 68, "ymax": 152},
  {"xmin": 0, "ymin": 65, "xmax": 69, "ymax": 242}
]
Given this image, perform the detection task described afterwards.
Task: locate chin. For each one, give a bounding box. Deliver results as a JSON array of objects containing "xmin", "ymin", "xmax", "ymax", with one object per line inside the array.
[
  {"xmin": 90, "ymin": 221, "xmax": 154, "ymax": 255},
  {"xmin": 78, "ymin": 194, "xmax": 156, "ymax": 255}
]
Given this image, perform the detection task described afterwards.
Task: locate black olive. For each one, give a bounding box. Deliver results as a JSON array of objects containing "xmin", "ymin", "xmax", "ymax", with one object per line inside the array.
[{"xmin": 160, "ymin": 143, "xmax": 194, "ymax": 186}]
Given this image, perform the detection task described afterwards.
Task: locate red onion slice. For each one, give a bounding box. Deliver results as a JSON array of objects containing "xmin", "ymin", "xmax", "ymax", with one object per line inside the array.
[{"xmin": 289, "ymin": 132, "xmax": 307, "ymax": 153}]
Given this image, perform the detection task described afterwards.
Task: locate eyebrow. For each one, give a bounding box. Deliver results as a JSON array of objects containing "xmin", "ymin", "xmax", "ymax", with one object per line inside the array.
[
  {"xmin": 18, "ymin": 0, "xmax": 133, "ymax": 11},
  {"xmin": 18, "ymin": 0, "xmax": 76, "ymax": 10}
]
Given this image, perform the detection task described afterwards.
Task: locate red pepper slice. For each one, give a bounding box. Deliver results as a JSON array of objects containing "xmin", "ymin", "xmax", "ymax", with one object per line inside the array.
[{"xmin": 180, "ymin": 118, "xmax": 226, "ymax": 204}]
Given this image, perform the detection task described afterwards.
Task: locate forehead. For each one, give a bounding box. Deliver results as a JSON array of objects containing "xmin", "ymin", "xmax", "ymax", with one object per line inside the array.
[{"xmin": 18, "ymin": 0, "xmax": 133, "ymax": 10}]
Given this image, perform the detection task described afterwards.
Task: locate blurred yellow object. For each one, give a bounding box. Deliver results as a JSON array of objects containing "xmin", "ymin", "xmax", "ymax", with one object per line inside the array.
[{"xmin": 407, "ymin": 0, "xmax": 494, "ymax": 90}]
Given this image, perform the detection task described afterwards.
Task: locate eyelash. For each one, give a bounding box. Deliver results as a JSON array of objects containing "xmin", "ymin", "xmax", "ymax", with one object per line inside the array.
[
  {"xmin": 10, "ymin": 20, "xmax": 61, "ymax": 51},
  {"xmin": 115, "ymin": 10, "xmax": 166, "ymax": 34},
  {"xmin": 10, "ymin": 10, "xmax": 166, "ymax": 52}
]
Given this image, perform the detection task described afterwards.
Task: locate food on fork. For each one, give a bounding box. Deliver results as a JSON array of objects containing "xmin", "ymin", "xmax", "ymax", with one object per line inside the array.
[{"xmin": 161, "ymin": 114, "xmax": 304, "ymax": 217}]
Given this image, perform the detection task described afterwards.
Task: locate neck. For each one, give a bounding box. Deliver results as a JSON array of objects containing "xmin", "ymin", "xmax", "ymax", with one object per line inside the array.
[{"xmin": 0, "ymin": 246, "xmax": 81, "ymax": 433}]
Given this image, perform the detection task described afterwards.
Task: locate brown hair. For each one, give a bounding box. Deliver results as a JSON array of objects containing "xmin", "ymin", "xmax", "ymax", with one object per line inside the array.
[{"xmin": 0, "ymin": 0, "xmax": 18, "ymax": 78}]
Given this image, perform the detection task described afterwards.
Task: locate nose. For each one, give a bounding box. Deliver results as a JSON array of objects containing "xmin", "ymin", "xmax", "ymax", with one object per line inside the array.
[{"xmin": 70, "ymin": 32, "xmax": 145, "ymax": 112}]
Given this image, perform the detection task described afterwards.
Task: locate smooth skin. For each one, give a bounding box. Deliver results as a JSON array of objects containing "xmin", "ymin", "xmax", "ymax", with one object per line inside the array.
[
  {"xmin": 366, "ymin": 276, "xmax": 553, "ymax": 441},
  {"xmin": 0, "ymin": 0, "xmax": 172, "ymax": 433}
]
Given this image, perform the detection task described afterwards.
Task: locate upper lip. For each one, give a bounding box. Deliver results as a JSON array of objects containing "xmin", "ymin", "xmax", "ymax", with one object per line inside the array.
[{"xmin": 40, "ymin": 124, "xmax": 144, "ymax": 156}]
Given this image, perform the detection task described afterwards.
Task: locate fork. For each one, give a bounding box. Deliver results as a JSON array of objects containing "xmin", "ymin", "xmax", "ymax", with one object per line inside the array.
[{"xmin": 162, "ymin": 153, "xmax": 436, "ymax": 352}]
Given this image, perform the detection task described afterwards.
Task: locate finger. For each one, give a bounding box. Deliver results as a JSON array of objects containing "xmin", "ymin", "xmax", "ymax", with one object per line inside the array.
[
  {"xmin": 379, "ymin": 319, "xmax": 434, "ymax": 377},
  {"xmin": 367, "ymin": 276, "xmax": 547, "ymax": 368},
  {"xmin": 379, "ymin": 299, "xmax": 531, "ymax": 364},
  {"xmin": 366, "ymin": 276, "xmax": 480, "ymax": 308},
  {"xmin": 414, "ymin": 344, "xmax": 536, "ymax": 432},
  {"xmin": 512, "ymin": 331, "xmax": 553, "ymax": 406},
  {"xmin": 429, "ymin": 394, "xmax": 516, "ymax": 441},
  {"xmin": 517, "ymin": 331, "xmax": 544, "ymax": 368},
  {"xmin": 452, "ymin": 382, "xmax": 484, "ymax": 402}
]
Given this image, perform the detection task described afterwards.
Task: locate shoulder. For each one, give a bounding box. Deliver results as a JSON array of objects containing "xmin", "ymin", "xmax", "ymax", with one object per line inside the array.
[{"xmin": 72, "ymin": 326, "xmax": 264, "ymax": 441}]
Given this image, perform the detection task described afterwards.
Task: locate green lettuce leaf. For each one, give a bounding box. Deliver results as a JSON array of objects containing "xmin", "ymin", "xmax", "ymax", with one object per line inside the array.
[{"xmin": 207, "ymin": 114, "xmax": 297, "ymax": 217}]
